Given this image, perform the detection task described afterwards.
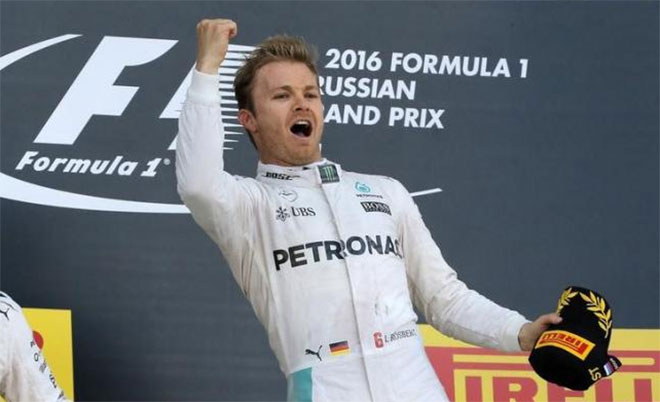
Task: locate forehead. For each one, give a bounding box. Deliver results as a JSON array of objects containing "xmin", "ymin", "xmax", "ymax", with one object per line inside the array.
[{"xmin": 253, "ymin": 61, "xmax": 318, "ymax": 91}]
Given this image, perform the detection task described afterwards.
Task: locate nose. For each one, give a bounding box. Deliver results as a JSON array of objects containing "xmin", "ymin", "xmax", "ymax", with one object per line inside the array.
[{"xmin": 293, "ymin": 92, "xmax": 310, "ymax": 111}]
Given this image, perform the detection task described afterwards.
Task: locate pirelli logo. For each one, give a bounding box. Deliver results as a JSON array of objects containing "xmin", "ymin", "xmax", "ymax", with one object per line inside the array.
[{"xmin": 535, "ymin": 329, "xmax": 595, "ymax": 360}]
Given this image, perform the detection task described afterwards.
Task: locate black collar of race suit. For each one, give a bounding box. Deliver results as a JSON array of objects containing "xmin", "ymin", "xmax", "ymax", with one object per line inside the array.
[{"xmin": 256, "ymin": 159, "xmax": 343, "ymax": 187}]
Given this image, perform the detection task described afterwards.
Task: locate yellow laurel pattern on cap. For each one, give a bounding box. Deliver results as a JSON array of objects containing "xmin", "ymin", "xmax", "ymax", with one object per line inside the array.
[
  {"xmin": 556, "ymin": 287, "xmax": 579, "ymax": 314},
  {"xmin": 580, "ymin": 291, "xmax": 613, "ymax": 338}
]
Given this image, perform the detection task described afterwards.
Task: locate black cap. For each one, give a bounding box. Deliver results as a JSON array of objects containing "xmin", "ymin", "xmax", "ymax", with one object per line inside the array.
[{"xmin": 528, "ymin": 286, "xmax": 621, "ymax": 391}]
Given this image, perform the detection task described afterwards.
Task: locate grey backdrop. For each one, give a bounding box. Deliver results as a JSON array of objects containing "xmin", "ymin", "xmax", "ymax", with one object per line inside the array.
[{"xmin": 1, "ymin": 1, "xmax": 658, "ymax": 400}]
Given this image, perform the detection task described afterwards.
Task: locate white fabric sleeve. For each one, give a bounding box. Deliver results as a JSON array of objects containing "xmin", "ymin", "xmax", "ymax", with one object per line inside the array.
[
  {"xmin": 0, "ymin": 293, "xmax": 68, "ymax": 402},
  {"xmin": 175, "ymin": 70, "xmax": 255, "ymax": 290},
  {"xmin": 175, "ymin": 70, "xmax": 250, "ymax": 241},
  {"xmin": 395, "ymin": 182, "xmax": 529, "ymax": 352}
]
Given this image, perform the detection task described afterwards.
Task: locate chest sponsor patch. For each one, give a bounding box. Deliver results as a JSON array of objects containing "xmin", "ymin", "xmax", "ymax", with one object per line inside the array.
[
  {"xmin": 318, "ymin": 164, "xmax": 340, "ymax": 183},
  {"xmin": 264, "ymin": 171, "xmax": 297, "ymax": 180},
  {"xmin": 277, "ymin": 188, "xmax": 298, "ymax": 202},
  {"xmin": 361, "ymin": 201, "xmax": 391, "ymax": 215},
  {"xmin": 374, "ymin": 328, "xmax": 417, "ymax": 348},
  {"xmin": 275, "ymin": 206, "xmax": 316, "ymax": 222},
  {"xmin": 272, "ymin": 234, "xmax": 403, "ymax": 270}
]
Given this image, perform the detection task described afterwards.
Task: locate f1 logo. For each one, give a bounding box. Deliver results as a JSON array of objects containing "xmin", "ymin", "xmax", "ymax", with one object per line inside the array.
[{"xmin": 34, "ymin": 36, "xmax": 177, "ymax": 145}]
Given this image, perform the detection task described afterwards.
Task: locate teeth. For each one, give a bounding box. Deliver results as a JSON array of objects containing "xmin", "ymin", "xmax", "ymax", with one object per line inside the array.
[{"xmin": 294, "ymin": 120, "xmax": 310, "ymax": 126}]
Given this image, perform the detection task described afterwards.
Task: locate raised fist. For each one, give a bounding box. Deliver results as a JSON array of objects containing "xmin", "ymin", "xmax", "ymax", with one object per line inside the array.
[{"xmin": 195, "ymin": 18, "xmax": 238, "ymax": 74}]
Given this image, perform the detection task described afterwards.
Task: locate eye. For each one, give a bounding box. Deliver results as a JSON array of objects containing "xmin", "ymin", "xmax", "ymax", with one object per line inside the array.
[
  {"xmin": 274, "ymin": 93, "xmax": 289, "ymax": 100},
  {"xmin": 305, "ymin": 92, "xmax": 319, "ymax": 99}
]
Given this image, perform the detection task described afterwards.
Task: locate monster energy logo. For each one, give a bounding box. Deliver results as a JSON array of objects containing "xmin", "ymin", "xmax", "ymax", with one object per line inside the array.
[{"xmin": 318, "ymin": 164, "xmax": 339, "ymax": 184}]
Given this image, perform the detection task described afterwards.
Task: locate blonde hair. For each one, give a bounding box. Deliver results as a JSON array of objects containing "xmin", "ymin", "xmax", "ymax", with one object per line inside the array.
[{"xmin": 234, "ymin": 35, "xmax": 319, "ymax": 114}]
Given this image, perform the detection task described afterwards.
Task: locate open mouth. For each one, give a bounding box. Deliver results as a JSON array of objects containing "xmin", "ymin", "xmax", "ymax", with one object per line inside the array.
[{"xmin": 290, "ymin": 120, "xmax": 312, "ymax": 138}]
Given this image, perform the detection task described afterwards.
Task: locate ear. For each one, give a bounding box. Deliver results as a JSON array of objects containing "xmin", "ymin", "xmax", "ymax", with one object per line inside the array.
[{"xmin": 238, "ymin": 109, "xmax": 257, "ymax": 134}]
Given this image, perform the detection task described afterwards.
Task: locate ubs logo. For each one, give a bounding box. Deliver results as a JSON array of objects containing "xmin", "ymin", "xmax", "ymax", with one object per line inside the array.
[{"xmin": 275, "ymin": 206, "xmax": 316, "ymax": 222}]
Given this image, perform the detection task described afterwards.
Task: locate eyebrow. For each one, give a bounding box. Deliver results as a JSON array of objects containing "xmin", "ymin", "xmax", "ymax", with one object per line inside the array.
[{"xmin": 272, "ymin": 85, "xmax": 319, "ymax": 92}]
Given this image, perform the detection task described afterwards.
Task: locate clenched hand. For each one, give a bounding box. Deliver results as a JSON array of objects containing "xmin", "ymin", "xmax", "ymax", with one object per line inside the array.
[{"xmin": 196, "ymin": 18, "xmax": 238, "ymax": 74}]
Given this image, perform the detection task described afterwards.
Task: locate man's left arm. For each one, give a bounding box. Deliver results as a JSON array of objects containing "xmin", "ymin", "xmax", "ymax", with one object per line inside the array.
[{"xmin": 394, "ymin": 181, "xmax": 559, "ymax": 352}]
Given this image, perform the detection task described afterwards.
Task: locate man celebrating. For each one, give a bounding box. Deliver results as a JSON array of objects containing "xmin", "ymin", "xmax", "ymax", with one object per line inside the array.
[{"xmin": 176, "ymin": 18, "xmax": 559, "ymax": 401}]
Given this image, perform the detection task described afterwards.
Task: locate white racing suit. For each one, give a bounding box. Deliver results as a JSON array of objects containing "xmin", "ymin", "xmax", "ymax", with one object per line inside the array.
[
  {"xmin": 176, "ymin": 70, "xmax": 529, "ymax": 402},
  {"xmin": 0, "ymin": 292, "xmax": 68, "ymax": 402}
]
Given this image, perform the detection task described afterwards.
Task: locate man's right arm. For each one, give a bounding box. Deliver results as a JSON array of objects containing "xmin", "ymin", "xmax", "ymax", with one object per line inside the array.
[{"xmin": 176, "ymin": 19, "xmax": 251, "ymax": 246}]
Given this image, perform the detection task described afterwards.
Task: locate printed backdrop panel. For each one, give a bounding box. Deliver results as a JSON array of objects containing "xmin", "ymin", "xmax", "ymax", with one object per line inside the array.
[{"xmin": 421, "ymin": 325, "xmax": 660, "ymax": 402}]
